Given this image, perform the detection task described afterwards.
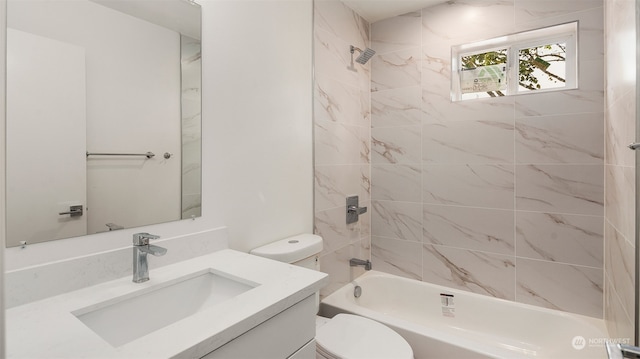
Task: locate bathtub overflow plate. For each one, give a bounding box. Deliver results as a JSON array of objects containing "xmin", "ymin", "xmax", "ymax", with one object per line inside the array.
[{"xmin": 354, "ymin": 285, "xmax": 362, "ymax": 298}]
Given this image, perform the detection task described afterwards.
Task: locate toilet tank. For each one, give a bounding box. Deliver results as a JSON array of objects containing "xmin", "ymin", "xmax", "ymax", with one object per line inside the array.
[{"xmin": 250, "ymin": 234, "xmax": 322, "ymax": 270}]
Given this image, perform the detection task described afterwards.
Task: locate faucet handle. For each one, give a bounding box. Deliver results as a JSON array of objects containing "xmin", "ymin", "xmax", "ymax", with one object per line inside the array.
[{"xmin": 133, "ymin": 232, "xmax": 160, "ymax": 246}]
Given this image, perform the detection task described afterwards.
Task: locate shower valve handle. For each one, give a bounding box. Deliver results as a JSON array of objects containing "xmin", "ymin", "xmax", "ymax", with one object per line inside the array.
[
  {"xmin": 347, "ymin": 204, "xmax": 367, "ymax": 215},
  {"xmin": 346, "ymin": 195, "xmax": 367, "ymax": 224}
]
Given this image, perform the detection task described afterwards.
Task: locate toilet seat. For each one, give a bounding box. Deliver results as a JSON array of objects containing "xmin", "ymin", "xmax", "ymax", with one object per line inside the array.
[{"xmin": 315, "ymin": 314, "xmax": 413, "ymax": 359}]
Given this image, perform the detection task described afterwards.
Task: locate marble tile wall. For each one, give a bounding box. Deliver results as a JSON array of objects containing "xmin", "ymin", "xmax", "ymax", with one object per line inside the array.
[
  {"xmin": 370, "ymin": 0, "xmax": 607, "ymax": 318},
  {"xmin": 313, "ymin": 1, "xmax": 371, "ymax": 298},
  {"xmin": 604, "ymin": 0, "xmax": 636, "ymax": 341},
  {"xmin": 181, "ymin": 35, "xmax": 202, "ymax": 219}
]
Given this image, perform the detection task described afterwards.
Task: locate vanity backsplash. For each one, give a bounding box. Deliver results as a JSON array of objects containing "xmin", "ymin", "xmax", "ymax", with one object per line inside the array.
[{"xmin": 5, "ymin": 227, "xmax": 228, "ymax": 308}]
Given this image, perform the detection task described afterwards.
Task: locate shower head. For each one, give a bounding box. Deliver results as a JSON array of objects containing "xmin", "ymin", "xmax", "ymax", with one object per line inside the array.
[{"xmin": 350, "ymin": 45, "xmax": 376, "ymax": 65}]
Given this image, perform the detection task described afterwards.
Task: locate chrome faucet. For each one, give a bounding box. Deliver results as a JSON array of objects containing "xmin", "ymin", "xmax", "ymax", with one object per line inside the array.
[
  {"xmin": 132, "ymin": 232, "xmax": 167, "ymax": 283},
  {"xmin": 349, "ymin": 258, "xmax": 372, "ymax": 271},
  {"xmin": 606, "ymin": 342, "xmax": 640, "ymax": 359}
]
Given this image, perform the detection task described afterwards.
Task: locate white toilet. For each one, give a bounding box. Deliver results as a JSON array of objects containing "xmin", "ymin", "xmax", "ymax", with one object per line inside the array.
[{"xmin": 250, "ymin": 234, "xmax": 414, "ymax": 359}]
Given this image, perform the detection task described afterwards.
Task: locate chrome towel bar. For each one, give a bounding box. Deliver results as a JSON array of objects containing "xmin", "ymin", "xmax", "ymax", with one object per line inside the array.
[{"xmin": 86, "ymin": 151, "xmax": 155, "ymax": 159}]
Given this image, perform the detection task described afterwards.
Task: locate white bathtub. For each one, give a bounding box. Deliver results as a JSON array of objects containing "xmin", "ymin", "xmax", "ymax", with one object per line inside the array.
[{"xmin": 320, "ymin": 271, "xmax": 610, "ymax": 359}]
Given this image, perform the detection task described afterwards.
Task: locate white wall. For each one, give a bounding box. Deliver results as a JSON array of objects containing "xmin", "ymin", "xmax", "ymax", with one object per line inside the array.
[
  {"xmin": 4, "ymin": 0, "xmax": 313, "ymax": 270},
  {"xmin": 202, "ymin": 0, "xmax": 314, "ymax": 253},
  {"xmin": 1, "ymin": 0, "xmax": 7, "ymax": 354}
]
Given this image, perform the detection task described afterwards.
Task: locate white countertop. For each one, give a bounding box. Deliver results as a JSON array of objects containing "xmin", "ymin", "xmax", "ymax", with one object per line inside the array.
[{"xmin": 6, "ymin": 249, "xmax": 328, "ymax": 358}]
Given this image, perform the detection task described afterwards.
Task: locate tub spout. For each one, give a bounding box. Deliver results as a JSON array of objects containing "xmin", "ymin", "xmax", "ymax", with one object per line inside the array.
[{"xmin": 349, "ymin": 258, "xmax": 372, "ymax": 271}]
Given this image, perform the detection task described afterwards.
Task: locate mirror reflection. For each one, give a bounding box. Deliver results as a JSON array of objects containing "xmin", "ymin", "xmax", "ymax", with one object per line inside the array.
[{"xmin": 5, "ymin": 0, "xmax": 202, "ymax": 247}]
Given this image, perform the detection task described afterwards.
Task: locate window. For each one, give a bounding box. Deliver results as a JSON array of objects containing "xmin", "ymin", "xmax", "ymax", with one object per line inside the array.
[
  {"xmin": 459, "ymin": 48, "xmax": 507, "ymax": 98},
  {"xmin": 451, "ymin": 22, "xmax": 577, "ymax": 101},
  {"xmin": 518, "ymin": 42, "xmax": 568, "ymax": 92}
]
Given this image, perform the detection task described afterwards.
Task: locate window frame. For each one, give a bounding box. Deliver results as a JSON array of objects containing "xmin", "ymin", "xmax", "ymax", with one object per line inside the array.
[{"xmin": 451, "ymin": 22, "xmax": 578, "ymax": 102}]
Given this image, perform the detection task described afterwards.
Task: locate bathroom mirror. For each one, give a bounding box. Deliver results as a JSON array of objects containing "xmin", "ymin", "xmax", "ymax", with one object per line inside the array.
[{"xmin": 5, "ymin": 0, "xmax": 202, "ymax": 247}]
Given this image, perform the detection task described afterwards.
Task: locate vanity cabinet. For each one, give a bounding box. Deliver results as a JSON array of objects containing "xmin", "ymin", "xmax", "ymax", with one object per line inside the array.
[
  {"xmin": 203, "ymin": 295, "xmax": 316, "ymax": 359},
  {"xmin": 6, "ymin": 250, "xmax": 327, "ymax": 358}
]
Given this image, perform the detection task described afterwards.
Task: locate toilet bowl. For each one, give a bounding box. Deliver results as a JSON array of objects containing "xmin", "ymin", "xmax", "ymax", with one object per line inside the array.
[
  {"xmin": 250, "ymin": 234, "xmax": 413, "ymax": 359},
  {"xmin": 315, "ymin": 313, "xmax": 413, "ymax": 359}
]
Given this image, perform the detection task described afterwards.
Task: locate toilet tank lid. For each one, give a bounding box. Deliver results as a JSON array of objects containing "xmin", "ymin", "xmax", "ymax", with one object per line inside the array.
[{"xmin": 250, "ymin": 234, "xmax": 323, "ymax": 263}]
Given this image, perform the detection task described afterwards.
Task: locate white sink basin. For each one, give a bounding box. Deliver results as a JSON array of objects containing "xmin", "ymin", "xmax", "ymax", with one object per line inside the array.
[{"xmin": 73, "ymin": 270, "xmax": 257, "ymax": 347}]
